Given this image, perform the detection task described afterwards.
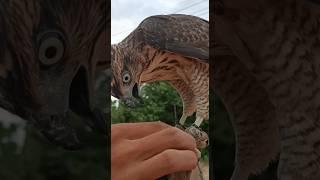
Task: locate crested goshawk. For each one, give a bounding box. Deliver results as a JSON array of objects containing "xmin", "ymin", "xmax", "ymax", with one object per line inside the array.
[{"xmin": 111, "ymin": 14, "xmax": 209, "ymax": 133}]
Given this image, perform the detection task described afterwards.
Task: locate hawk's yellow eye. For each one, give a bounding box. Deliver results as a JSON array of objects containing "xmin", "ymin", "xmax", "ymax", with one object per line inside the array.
[
  {"xmin": 38, "ymin": 31, "xmax": 65, "ymax": 66},
  {"xmin": 122, "ymin": 72, "xmax": 131, "ymax": 83}
]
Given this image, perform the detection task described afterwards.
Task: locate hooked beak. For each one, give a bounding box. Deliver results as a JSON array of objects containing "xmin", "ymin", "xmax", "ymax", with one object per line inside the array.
[{"xmin": 122, "ymin": 83, "xmax": 143, "ymax": 107}]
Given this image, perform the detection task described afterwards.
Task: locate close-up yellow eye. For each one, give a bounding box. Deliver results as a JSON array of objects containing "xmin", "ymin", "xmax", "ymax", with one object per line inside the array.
[{"xmin": 122, "ymin": 72, "xmax": 131, "ymax": 83}]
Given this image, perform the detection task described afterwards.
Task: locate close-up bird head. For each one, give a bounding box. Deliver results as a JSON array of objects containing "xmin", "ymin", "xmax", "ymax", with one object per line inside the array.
[
  {"xmin": 0, "ymin": 0, "xmax": 107, "ymax": 150},
  {"xmin": 111, "ymin": 44, "xmax": 144, "ymax": 107}
]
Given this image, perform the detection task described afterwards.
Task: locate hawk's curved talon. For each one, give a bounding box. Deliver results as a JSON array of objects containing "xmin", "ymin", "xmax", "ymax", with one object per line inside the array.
[{"xmin": 185, "ymin": 125, "xmax": 208, "ymax": 149}]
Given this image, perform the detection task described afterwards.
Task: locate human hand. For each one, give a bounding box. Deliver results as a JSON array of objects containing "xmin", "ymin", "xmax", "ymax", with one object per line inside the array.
[{"xmin": 111, "ymin": 121, "xmax": 198, "ymax": 180}]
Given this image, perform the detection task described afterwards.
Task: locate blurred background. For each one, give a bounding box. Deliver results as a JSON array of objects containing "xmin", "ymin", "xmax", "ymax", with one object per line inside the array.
[
  {"xmin": 212, "ymin": 94, "xmax": 278, "ymax": 180},
  {"xmin": 0, "ymin": 0, "xmax": 280, "ymax": 179},
  {"xmin": 0, "ymin": 69, "xmax": 111, "ymax": 180}
]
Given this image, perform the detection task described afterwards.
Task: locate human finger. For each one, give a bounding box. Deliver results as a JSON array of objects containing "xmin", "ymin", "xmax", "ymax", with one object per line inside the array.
[
  {"xmin": 134, "ymin": 127, "xmax": 197, "ymax": 160},
  {"xmin": 138, "ymin": 149, "xmax": 197, "ymax": 180},
  {"xmin": 112, "ymin": 121, "xmax": 170, "ymax": 140}
]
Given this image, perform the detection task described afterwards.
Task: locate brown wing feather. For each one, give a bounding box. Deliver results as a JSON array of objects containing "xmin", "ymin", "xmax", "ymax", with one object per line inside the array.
[{"xmin": 122, "ymin": 14, "xmax": 209, "ymax": 63}]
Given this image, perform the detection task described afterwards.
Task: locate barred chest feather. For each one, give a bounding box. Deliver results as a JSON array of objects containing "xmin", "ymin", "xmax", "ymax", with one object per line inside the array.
[{"xmin": 139, "ymin": 46, "xmax": 208, "ymax": 87}]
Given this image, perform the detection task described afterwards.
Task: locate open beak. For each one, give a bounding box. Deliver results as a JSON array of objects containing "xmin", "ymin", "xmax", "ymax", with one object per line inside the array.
[
  {"xmin": 122, "ymin": 83, "xmax": 143, "ymax": 107},
  {"xmin": 69, "ymin": 67, "xmax": 106, "ymax": 134}
]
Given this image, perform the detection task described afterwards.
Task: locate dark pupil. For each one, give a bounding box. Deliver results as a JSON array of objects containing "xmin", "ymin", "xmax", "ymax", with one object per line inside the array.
[
  {"xmin": 45, "ymin": 46, "xmax": 57, "ymax": 59},
  {"xmin": 125, "ymin": 76, "xmax": 129, "ymax": 81}
]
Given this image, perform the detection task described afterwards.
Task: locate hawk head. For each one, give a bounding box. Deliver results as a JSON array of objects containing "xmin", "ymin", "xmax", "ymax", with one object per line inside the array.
[
  {"xmin": 0, "ymin": 0, "xmax": 107, "ymax": 150},
  {"xmin": 111, "ymin": 44, "xmax": 144, "ymax": 107}
]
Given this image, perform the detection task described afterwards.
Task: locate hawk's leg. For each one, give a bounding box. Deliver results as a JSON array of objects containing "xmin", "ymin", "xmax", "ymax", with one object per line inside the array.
[
  {"xmin": 194, "ymin": 116, "xmax": 205, "ymax": 127},
  {"xmin": 190, "ymin": 62, "xmax": 209, "ymax": 128},
  {"xmin": 179, "ymin": 114, "xmax": 188, "ymax": 126},
  {"xmin": 175, "ymin": 114, "xmax": 189, "ymax": 130},
  {"xmin": 168, "ymin": 80, "xmax": 196, "ymax": 128}
]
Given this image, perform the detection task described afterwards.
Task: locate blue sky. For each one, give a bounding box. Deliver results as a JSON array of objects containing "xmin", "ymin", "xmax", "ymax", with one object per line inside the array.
[{"xmin": 111, "ymin": 0, "xmax": 209, "ymax": 43}]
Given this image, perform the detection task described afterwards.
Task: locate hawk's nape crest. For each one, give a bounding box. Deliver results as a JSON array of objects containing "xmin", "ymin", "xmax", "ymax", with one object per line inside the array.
[
  {"xmin": 111, "ymin": 14, "xmax": 209, "ymax": 130},
  {"xmin": 214, "ymin": 0, "xmax": 320, "ymax": 179},
  {"xmin": 0, "ymin": 0, "xmax": 107, "ymax": 150}
]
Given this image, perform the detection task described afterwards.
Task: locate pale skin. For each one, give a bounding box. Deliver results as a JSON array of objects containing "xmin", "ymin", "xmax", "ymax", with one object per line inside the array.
[{"xmin": 111, "ymin": 121, "xmax": 198, "ymax": 180}]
